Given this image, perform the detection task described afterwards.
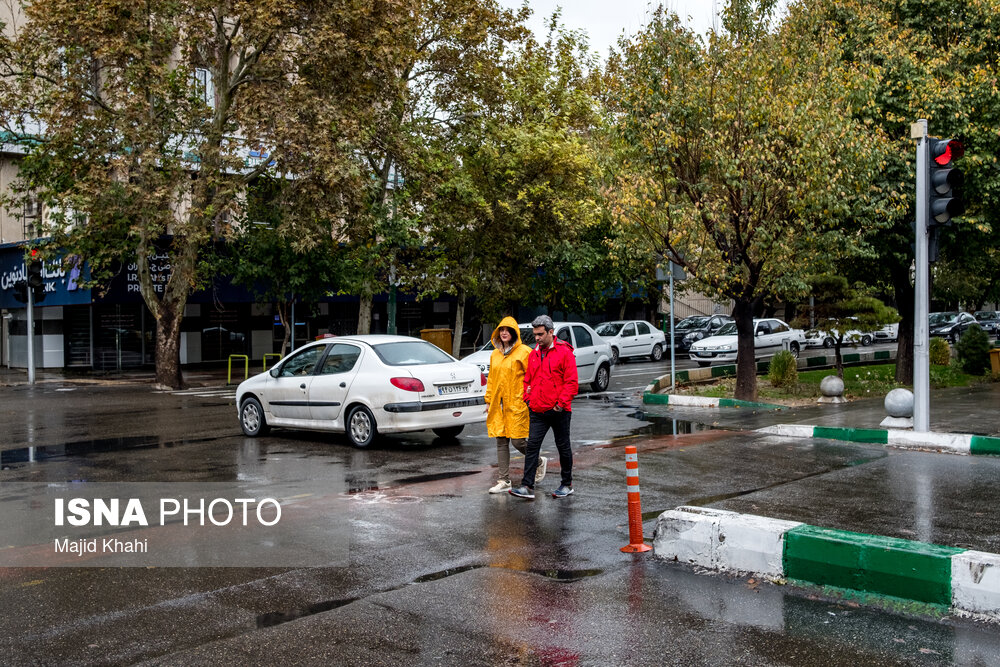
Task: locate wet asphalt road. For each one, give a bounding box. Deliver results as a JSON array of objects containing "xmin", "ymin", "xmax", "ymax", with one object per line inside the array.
[{"xmin": 2, "ymin": 358, "xmax": 1000, "ymax": 665}]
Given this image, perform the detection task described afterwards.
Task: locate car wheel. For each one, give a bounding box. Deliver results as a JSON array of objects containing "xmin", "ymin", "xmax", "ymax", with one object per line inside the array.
[
  {"xmin": 650, "ymin": 344, "xmax": 663, "ymax": 362},
  {"xmin": 861, "ymin": 334, "xmax": 873, "ymax": 346},
  {"xmin": 823, "ymin": 337, "xmax": 833, "ymax": 348},
  {"xmin": 590, "ymin": 364, "xmax": 610, "ymax": 392},
  {"xmin": 697, "ymin": 361, "xmax": 711, "ymax": 367},
  {"xmin": 611, "ymin": 347, "xmax": 620, "ymax": 364},
  {"xmin": 432, "ymin": 425, "xmax": 464, "ymax": 439},
  {"xmin": 346, "ymin": 405, "xmax": 377, "ymax": 448},
  {"xmin": 788, "ymin": 342, "xmax": 800, "ymax": 358},
  {"xmin": 240, "ymin": 397, "xmax": 269, "ymax": 437}
]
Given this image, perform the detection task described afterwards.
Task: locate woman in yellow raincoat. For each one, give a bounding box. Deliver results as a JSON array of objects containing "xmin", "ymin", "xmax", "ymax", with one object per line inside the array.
[{"xmin": 485, "ymin": 316, "xmax": 546, "ymax": 493}]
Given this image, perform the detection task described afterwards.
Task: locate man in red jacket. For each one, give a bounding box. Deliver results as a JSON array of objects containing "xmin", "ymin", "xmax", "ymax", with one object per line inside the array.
[{"xmin": 510, "ymin": 315, "xmax": 579, "ymax": 499}]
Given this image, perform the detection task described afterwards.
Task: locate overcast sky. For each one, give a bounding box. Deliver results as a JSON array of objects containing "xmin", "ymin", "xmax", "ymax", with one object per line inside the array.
[{"xmin": 496, "ymin": 0, "xmax": 722, "ymax": 57}]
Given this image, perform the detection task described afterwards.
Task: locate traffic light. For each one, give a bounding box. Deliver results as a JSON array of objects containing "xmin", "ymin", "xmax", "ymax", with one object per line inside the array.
[
  {"xmin": 26, "ymin": 252, "xmax": 46, "ymax": 303},
  {"xmin": 928, "ymin": 138, "xmax": 964, "ymax": 226},
  {"xmin": 12, "ymin": 280, "xmax": 28, "ymax": 303}
]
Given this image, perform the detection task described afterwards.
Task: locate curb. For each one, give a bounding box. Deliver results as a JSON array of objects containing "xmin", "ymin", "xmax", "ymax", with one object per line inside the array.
[
  {"xmin": 653, "ymin": 506, "xmax": 1000, "ymax": 621},
  {"xmin": 642, "ymin": 391, "xmax": 785, "ymax": 411},
  {"xmin": 643, "ymin": 349, "xmax": 897, "ymax": 404},
  {"xmin": 756, "ymin": 424, "xmax": 1000, "ymax": 456}
]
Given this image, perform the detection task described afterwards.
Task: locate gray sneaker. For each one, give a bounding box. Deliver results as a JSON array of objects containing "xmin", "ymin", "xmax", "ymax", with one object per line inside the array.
[
  {"xmin": 509, "ymin": 485, "xmax": 535, "ymax": 500},
  {"xmin": 551, "ymin": 485, "xmax": 574, "ymax": 498},
  {"xmin": 534, "ymin": 456, "xmax": 548, "ymax": 484}
]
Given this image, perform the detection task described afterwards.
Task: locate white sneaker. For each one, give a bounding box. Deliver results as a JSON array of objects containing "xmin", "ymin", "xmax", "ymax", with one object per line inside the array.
[
  {"xmin": 489, "ymin": 480, "xmax": 512, "ymax": 494},
  {"xmin": 535, "ymin": 456, "xmax": 548, "ymax": 484}
]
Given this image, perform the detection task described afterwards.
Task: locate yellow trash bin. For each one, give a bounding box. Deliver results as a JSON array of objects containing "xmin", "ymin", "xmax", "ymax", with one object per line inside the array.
[
  {"xmin": 420, "ymin": 328, "xmax": 453, "ymax": 353},
  {"xmin": 990, "ymin": 348, "xmax": 1000, "ymax": 375}
]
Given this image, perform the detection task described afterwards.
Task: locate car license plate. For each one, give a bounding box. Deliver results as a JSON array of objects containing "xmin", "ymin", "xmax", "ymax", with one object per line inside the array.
[
  {"xmin": 438, "ymin": 383, "xmax": 471, "ymax": 395},
  {"xmin": 697, "ymin": 351, "xmax": 711, "ymax": 357}
]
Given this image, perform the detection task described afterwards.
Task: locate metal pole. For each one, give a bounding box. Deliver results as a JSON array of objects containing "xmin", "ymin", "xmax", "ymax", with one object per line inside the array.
[
  {"xmin": 27, "ymin": 286, "xmax": 35, "ymax": 385},
  {"xmin": 913, "ymin": 119, "xmax": 930, "ymax": 432},
  {"xmin": 290, "ymin": 298, "xmax": 296, "ymax": 352},
  {"xmin": 669, "ymin": 261, "xmax": 676, "ymax": 391}
]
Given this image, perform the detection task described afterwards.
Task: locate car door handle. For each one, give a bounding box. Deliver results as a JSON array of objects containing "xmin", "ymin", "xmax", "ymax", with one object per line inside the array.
[
  {"xmin": 340, "ymin": 382, "xmax": 347, "ymax": 388},
  {"xmin": 300, "ymin": 383, "xmax": 306, "ymax": 389}
]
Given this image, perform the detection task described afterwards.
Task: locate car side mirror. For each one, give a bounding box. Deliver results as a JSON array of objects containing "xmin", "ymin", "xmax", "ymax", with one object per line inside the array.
[
  {"xmin": 269, "ymin": 366, "xmax": 280, "ymax": 378},
  {"xmin": 756, "ymin": 330, "xmax": 764, "ymax": 337}
]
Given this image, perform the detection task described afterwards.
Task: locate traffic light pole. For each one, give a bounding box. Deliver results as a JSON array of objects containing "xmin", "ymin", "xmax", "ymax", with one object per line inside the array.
[
  {"xmin": 913, "ymin": 119, "xmax": 930, "ymax": 432},
  {"xmin": 26, "ymin": 283, "xmax": 36, "ymax": 386}
]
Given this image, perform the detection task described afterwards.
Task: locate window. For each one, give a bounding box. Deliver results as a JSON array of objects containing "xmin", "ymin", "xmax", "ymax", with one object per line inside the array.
[
  {"xmin": 636, "ymin": 322, "xmax": 650, "ymax": 335},
  {"xmin": 755, "ymin": 322, "xmax": 771, "ymax": 335},
  {"xmin": 22, "ymin": 196, "xmax": 41, "ymax": 239},
  {"xmin": 771, "ymin": 320, "xmax": 790, "ymax": 333},
  {"xmin": 279, "ymin": 345, "xmax": 327, "ymax": 377},
  {"xmin": 622, "ymin": 323, "xmax": 636, "ymax": 337},
  {"xmin": 193, "ymin": 68, "xmax": 216, "ymax": 108},
  {"xmin": 556, "ymin": 327, "xmax": 572, "ymax": 345},
  {"xmin": 572, "ymin": 326, "xmax": 593, "ymax": 349},
  {"xmin": 320, "ymin": 344, "xmax": 361, "ymax": 375},
  {"xmin": 372, "ymin": 341, "xmax": 453, "ymax": 366}
]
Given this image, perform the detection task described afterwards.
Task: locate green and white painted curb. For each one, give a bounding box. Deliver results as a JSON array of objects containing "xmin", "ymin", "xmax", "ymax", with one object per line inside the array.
[
  {"xmin": 642, "ymin": 392, "xmax": 785, "ymax": 411},
  {"xmin": 653, "ymin": 506, "xmax": 1000, "ymax": 620},
  {"xmin": 756, "ymin": 424, "xmax": 1000, "ymax": 456}
]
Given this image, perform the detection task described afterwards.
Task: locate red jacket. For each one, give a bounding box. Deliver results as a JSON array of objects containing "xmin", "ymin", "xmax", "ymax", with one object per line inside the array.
[{"xmin": 523, "ymin": 338, "xmax": 578, "ymax": 412}]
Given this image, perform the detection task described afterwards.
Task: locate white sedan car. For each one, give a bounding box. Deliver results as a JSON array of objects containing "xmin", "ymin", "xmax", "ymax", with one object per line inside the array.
[
  {"xmin": 237, "ymin": 335, "xmax": 486, "ymax": 447},
  {"xmin": 461, "ymin": 321, "xmax": 613, "ymax": 392},
  {"xmin": 688, "ymin": 318, "xmax": 806, "ymax": 367},
  {"xmin": 594, "ymin": 320, "xmax": 667, "ymax": 364}
]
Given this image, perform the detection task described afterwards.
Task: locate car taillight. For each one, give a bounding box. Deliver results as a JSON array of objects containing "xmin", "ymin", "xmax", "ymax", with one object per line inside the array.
[
  {"xmin": 390, "ymin": 377, "xmax": 425, "ymax": 392},
  {"xmin": 480, "ymin": 373, "xmax": 487, "ymax": 386}
]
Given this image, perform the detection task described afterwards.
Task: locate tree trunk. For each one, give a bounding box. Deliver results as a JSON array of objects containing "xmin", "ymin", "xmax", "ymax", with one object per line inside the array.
[
  {"xmin": 618, "ymin": 299, "xmax": 627, "ymax": 320},
  {"xmin": 834, "ymin": 340, "xmax": 844, "ymax": 378},
  {"xmin": 277, "ymin": 301, "xmax": 291, "ymax": 356},
  {"xmin": 153, "ymin": 304, "xmax": 184, "ymax": 390},
  {"xmin": 357, "ymin": 281, "xmax": 373, "ymax": 335},
  {"xmin": 893, "ymin": 269, "xmax": 915, "ymax": 384},
  {"xmin": 453, "ymin": 288, "xmax": 466, "ymax": 358},
  {"xmin": 733, "ymin": 299, "xmax": 757, "ymax": 401}
]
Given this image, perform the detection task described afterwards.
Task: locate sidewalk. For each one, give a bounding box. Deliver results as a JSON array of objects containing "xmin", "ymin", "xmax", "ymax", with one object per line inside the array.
[{"xmin": 0, "ymin": 365, "xmax": 233, "ymax": 388}]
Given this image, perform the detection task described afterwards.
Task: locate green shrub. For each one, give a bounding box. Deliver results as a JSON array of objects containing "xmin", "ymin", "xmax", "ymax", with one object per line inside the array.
[
  {"xmin": 956, "ymin": 324, "xmax": 991, "ymax": 375},
  {"xmin": 768, "ymin": 350, "xmax": 798, "ymax": 388},
  {"xmin": 929, "ymin": 337, "xmax": 951, "ymax": 366}
]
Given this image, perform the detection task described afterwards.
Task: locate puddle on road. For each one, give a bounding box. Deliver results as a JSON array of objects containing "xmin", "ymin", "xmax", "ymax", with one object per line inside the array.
[
  {"xmin": 389, "ymin": 470, "xmax": 481, "ymax": 486},
  {"xmin": 0, "ymin": 435, "xmax": 220, "ymax": 467},
  {"xmin": 257, "ymin": 597, "xmax": 359, "ymax": 629},
  {"xmin": 524, "ymin": 568, "xmax": 605, "ymax": 582},
  {"xmin": 413, "ymin": 564, "xmax": 485, "ymax": 583},
  {"xmin": 629, "ymin": 412, "xmax": 721, "ymax": 436}
]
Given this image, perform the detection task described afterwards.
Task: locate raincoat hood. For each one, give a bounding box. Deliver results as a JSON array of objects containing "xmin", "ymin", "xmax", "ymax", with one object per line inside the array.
[{"xmin": 491, "ymin": 316, "xmax": 523, "ymax": 350}]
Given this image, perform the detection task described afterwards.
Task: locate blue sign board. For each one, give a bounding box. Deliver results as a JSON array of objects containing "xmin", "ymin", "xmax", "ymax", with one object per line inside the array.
[{"xmin": 0, "ymin": 244, "xmax": 92, "ymax": 308}]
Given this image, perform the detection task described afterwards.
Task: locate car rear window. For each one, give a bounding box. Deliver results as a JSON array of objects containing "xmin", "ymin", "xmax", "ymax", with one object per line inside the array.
[
  {"xmin": 372, "ymin": 341, "xmax": 455, "ymax": 366},
  {"xmin": 596, "ymin": 323, "xmax": 624, "ymax": 336}
]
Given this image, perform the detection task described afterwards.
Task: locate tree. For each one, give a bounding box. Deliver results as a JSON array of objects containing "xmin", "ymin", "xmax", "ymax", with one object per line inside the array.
[
  {"xmin": 794, "ymin": 274, "xmax": 899, "ymax": 377},
  {"xmin": 416, "ymin": 15, "xmax": 604, "ymax": 353},
  {"xmin": 787, "ymin": 0, "xmax": 1000, "ymax": 383},
  {"xmin": 609, "ymin": 1, "xmax": 891, "ymax": 400},
  {"xmin": 217, "ymin": 178, "xmax": 351, "ymax": 356},
  {"xmin": 0, "ymin": 1, "xmax": 397, "ymax": 388}
]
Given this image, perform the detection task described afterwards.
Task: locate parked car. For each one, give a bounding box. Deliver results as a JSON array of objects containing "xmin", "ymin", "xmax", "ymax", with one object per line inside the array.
[
  {"xmin": 594, "ymin": 320, "xmax": 667, "ymax": 363},
  {"xmin": 461, "ymin": 321, "xmax": 613, "ymax": 392},
  {"xmin": 237, "ymin": 335, "xmax": 487, "ymax": 447},
  {"xmin": 973, "ymin": 311, "xmax": 1000, "ymax": 338},
  {"xmin": 928, "ymin": 312, "xmax": 979, "ymax": 343},
  {"xmin": 874, "ymin": 322, "xmax": 899, "ymax": 343},
  {"xmin": 673, "ymin": 315, "xmax": 734, "ymax": 351},
  {"xmin": 688, "ymin": 318, "xmax": 806, "ymax": 367},
  {"xmin": 803, "ymin": 319, "xmax": 872, "ymax": 348}
]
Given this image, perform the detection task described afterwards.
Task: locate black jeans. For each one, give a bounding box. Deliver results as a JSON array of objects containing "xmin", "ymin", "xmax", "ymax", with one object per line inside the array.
[{"xmin": 520, "ymin": 408, "xmax": 572, "ymax": 489}]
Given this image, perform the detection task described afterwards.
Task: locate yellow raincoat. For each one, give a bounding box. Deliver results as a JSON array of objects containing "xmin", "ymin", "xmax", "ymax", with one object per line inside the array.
[{"xmin": 484, "ymin": 316, "xmax": 531, "ymax": 439}]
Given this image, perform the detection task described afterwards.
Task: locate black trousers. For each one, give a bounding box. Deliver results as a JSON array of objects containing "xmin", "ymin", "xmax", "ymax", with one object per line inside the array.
[{"xmin": 520, "ymin": 408, "xmax": 572, "ymax": 488}]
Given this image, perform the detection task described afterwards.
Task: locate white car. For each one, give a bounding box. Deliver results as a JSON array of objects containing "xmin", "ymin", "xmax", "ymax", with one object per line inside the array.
[
  {"xmin": 804, "ymin": 328, "xmax": 872, "ymax": 348},
  {"xmin": 236, "ymin": 335, "xmax": 487, "ymax": 447},
  {"xmin": 874, "ymin": 322, "xmax": 898, "ymax": 343},
  {"xmin": 461, "ymin": 321, "xmax": 614, "ymax": 392},
  {"xmin": 594, "ymin": 320, "xmax": 667, "ymax": 364},
  {"xmin": 688, "ymin": 318, "xmax": 806, "ymax": 367}
]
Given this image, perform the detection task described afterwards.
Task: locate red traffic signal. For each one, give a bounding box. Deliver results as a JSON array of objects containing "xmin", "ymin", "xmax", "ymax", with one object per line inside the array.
[{"xmin": 927, "ymin": 138, "xmax": 965, "ymax": 225}]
